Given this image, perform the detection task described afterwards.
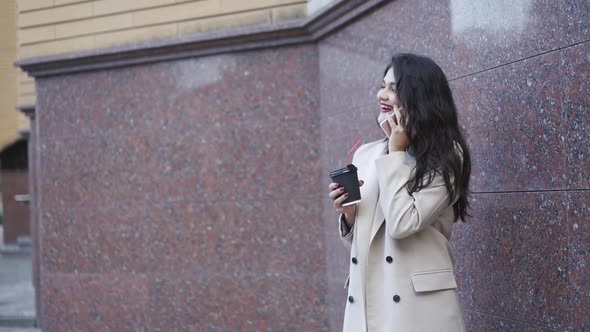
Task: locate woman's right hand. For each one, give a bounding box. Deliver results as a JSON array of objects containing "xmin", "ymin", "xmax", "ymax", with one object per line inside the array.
[
  {"xmin": 328, "ymin": 180, "xmax": 364, "ymax": 229},
  {"xmin": 383, "ymin": 107, "xmax": 410, "ymax": 152}
]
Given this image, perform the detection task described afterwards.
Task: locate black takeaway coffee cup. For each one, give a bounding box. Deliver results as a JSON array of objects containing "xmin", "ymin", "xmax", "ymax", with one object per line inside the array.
[{"xmin": 330, "ymin": 164, "xmax": 361, "ymax": 206}]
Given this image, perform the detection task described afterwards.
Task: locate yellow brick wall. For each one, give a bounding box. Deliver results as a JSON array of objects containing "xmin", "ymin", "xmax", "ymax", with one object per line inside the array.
[
  {"xmin": 15, "ymin": 0, "xmax": 308, "ymax": 108},
  {"xmin": 0, "ymin": 0, "xmax": 23, "ymax": 149}
]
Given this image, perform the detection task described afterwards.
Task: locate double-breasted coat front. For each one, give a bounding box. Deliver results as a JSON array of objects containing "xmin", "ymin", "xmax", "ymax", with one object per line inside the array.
[{"xmin": 338, "ymin": 139, "xmax": 466, "ymax": 332}]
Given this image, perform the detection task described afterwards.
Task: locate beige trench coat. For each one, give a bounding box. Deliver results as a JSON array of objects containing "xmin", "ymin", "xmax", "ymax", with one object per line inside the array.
[{"xmin": 338, "ymin": 139, "xmax": 466, "ymax": 332}]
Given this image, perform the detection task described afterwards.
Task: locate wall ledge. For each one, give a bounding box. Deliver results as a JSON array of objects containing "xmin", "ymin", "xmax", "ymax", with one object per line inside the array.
[
  {"xmin": 17, "ymin": 104, "xmax": 35, "ymax": 120},
  {"xmin": 15, "ymin": 0, "xmax": 386, "ymax": 78}
]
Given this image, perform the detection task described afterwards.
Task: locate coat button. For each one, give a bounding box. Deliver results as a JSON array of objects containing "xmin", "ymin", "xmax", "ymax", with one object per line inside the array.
[
  {"xmin": 386, "ymin": 256, "xmax": 393, "ymax": 263},
  {"xmin": 348, "ymin": 296, "xmax": 354, "ymax": 303},
  {"xmin": 393, "ymin": 295, "xmax": 401, "ymax": 303},
  {"xmin": 352, "ymin": 257, "xmax": 358, "ymax": 264}
]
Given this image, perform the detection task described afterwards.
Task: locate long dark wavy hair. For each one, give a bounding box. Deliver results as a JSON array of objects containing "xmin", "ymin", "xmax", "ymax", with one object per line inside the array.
[{"xmin": 385, "ymin": 53, "xmax": 471, "ymax": 221}]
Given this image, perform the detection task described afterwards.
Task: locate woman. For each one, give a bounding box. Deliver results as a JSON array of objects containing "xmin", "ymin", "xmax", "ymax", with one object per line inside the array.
[{"xmin": 328, "ymin": 53, "xmax": 471, "ymax": 332}]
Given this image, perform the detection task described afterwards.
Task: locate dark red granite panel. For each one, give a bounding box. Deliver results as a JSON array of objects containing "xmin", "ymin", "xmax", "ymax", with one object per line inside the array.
[
  {"xmin": 561, "ymin": 41, "xmax": 590, "ymax": 190},
  {"xmin": 39, "ymin": 130, "xmax": 204, "ymax": 209},
  {"xmin": 41, "ymin": 273, "xmax": 149, "ymax": 332},
  {"xmin": 150, "ymin": 197, "xmax": 324, "ymax": 277},
  {"xmin": 39, "ymin": 115, "xmax": 319, "ymax": 208},
  {"xmin": 325, "ymin": 275, "xmax": 347, "ymax": 332},
  {"xmin": 28, "ymin": 120, "xmax": 43, "ymax": 328},
  {"xmin": 40, "ymin": 204, "xmax": 153, "ymax": 274},
  {"xmin": 175, "ymin": 46, "xmax": 320, "ymax": 128},
  {"xmin": 38, "ymin": 47, "xmax": 321, "ymax": 209},
  {"xmin": 34, "ymin": 43, "xmax": 324, "ymax": 331},
  {"xmin": 561, "ymin": 0, "xmax": 590, "ymax": 44},
  {"xmin": 451, "ymin": 51, "xmax": 565, "ymax": 192},
  {"xmin": 194, "ymin": 115, "xmax": 321, "ymax": 202},
  {"xmin": 322, "ymin": 198, "xmax": 350, "ymax": 281},
  {"xmin": 36, "ymin": 67, "xmax": 175, "ymax": 140},
  {"xmin": 36, "ymin": 45, "xmax": 319, "ymax": 140},
  {"xmin": 148, "ymin": 272, "xmax": 328, "ymax": 331},
  {"xmin": 41, "ymin": 198, "xmax": 324, "ymax": 276},
  {"xmin": 320, "ymin": 103, "xmax": 383, "ymax": 163},
  {"xmin": 322, "ymin": 0, "xmax": 562, "ymax": 81},
  {"xmin": 451, "ymin": 192, "xmax": 570, "ymax": 330},
  {"xmin": 318, "ymin": 43, "xmax": 384, "ymax": 118},
  {"xmin": 568, "ymin": 192, "xmax": 590, "ymax": 331},
  {"xmin": 463, "ymin": 310, "xmax": 561, "ymax": 332},
  {"xmin": 40, "ymin": 273, "xmax": 82, "ymax": 330}
]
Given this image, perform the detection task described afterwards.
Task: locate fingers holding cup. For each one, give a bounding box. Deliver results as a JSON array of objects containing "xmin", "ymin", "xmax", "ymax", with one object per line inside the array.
[
  {"xmin": 329, "ymin": 186, "xmax": 345, "ymax": 200},
  {"xmin": 333, "ymin": 191, "xmax": 350, "ymax": 208},
  {"xmin": 328, "ymin": 182, "xmax": 340, "ymax": 191}
]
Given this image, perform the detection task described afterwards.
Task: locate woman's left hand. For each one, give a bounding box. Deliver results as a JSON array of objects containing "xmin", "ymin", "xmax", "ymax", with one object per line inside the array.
[{"xmin": 384, "ymin": 107, "xmax": 410, "ymax": 152}]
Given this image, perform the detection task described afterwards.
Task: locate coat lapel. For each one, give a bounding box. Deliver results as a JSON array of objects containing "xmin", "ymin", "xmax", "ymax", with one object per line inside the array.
[
  {"xmin": 369, "ymin": 196, "xmax": 385, "ymax": 245},
  {"xmin": 366, "ymin": 143, "xmax": 415, "ymax": 245},
  {"xmin": 358, "ymin": 140, "xmax": 387, "ymax": 246}
]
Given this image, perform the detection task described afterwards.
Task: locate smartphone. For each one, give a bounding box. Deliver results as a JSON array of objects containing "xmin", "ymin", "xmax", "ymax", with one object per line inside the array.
[
  {"xmin": 380, "ymin": 109, "xmax": 401, "ymax": 138},
  {"xmin": 380, "ymin": 118, "xmax": 392, "ymax": 138}
]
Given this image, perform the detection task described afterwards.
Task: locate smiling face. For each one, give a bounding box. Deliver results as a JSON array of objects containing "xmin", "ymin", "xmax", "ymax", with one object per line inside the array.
[{"xmin": 377, "ymin": 67, "xmax": 402, "ymax": 125}]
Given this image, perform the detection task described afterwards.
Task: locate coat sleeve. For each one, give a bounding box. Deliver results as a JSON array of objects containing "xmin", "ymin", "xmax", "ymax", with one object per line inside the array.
[
  {"xmin": 338, "ymin": 213, "xmax": 354, "ymax": 250},
  {"xmin": 334, "ymin": 142, "xmax": 372, "ymax": 250},
  {"xmin": 374, "ymin": 151, "xmax": 452, "ymax": 240}
]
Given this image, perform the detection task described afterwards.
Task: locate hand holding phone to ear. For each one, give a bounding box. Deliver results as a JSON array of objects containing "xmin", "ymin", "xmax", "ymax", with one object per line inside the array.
[{"xmin": 383, "ymin": 106, "xmax": 410, "ymax": 152}]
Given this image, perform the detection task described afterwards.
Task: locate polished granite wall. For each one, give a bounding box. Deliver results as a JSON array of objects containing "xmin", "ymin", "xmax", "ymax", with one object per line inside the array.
[
  {"xmin": 29, "ymin": 0, "xmax": 588, "ymax": 331},
  {"xmin": 319, "ymin": 0, "xmax": 589, "ymax": 331},
  {"xmin": 34, "ymin": 45, "xmax": 327, "ymax": 331}
]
